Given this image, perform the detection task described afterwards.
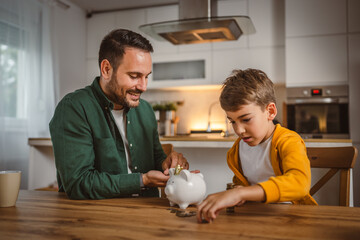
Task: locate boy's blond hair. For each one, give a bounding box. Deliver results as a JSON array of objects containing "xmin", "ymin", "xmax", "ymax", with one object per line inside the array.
[{"xmin": 220, "ymin": 68, "xmax": 276, "ymax": 111}]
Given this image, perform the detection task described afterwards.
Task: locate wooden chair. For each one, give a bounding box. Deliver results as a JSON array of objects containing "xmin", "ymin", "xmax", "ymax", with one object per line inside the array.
[
  {"xmin": 307, "ymin": 146, "xmax": 358, "ymax": 206},
  {"xmin": 159, "ymin": 144, "xmax": 173, "ymax": 198}
]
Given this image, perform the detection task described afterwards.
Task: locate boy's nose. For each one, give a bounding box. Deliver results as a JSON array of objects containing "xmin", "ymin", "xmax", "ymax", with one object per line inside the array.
[{"xmin": 234, "ymin": 124, "xmax": 245, "ymax": 136}]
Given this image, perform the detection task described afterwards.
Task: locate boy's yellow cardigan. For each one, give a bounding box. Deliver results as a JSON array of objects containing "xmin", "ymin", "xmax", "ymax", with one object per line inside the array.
[{"xmin": 227, "ymin": 124, "xmax": 317, "ymax": 205}]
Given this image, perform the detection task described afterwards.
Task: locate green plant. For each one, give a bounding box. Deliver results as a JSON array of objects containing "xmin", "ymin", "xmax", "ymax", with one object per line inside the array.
[
  {"xmin": 152, "ymin": 103, "xmax": 165, "ymax": 111},
  {"xmin": 164, "ymin": 102, "xmax": 177, "ymax": 111},
  {"xmin": 152, "ymin": 102, "xmax": 178, "ymax": 111}
]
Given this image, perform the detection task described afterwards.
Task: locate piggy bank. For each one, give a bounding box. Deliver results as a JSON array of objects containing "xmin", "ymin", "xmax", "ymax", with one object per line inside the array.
[{"xmin": 165, "ymin": 168, "xmax": 206, "ymax": 209}]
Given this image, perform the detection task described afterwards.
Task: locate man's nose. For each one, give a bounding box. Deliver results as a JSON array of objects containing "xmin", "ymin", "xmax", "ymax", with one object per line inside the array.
[{"xmin": 137, "ymin": 77, "xmax": 147, "ymax": 92}]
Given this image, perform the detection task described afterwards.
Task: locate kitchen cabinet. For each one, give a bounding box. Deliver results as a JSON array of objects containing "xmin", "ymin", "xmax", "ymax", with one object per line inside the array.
[
  {"xmin": 249, "ymin": 0, "xmax": 285, "ymax": 48},
  {"xmin": 212, "ymin": 0, "xmax": 248, "ymax": 50},
  {"xmin": 212, "ymin": 0, "xmax": 285, "ymax": 85},
  {"xmin": 212, "ymin": 47, "xmax": 285, "ymax": 84},
  {"xmin": 285, "ymin": 0, "xmax": 346, "ymax": 37},
  {"xmin": 85, "ymin": 0, "xmax": 286, "ymax": 89},
  {"xmin": 115, "ymin": 9, "xmax": 147, "ymax": 34},
  {"xmin": 148, "ymin": 51, "xmax": 212, "ymax": 89},
  {"xmin": 285, "ymin": 35, "xmax": 348, "ymax": 87},
  {"xmin": 285, "ymin": 0, "xmax": 349, "ymax": 87}
]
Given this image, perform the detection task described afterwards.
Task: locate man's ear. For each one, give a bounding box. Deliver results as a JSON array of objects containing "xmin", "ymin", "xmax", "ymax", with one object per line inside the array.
[
  {"xmin": 266, "ymin": 102, "xmax": 277, "ymax": 121},
  {"xmin": 100, "ymin": 59, "xmax": 112, "ymax": 81}
]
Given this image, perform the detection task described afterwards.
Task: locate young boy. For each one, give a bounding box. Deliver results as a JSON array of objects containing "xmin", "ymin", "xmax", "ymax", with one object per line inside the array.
[{"xmin": 197, "ymin": 68, "xmax": 317, "ymax": 223}]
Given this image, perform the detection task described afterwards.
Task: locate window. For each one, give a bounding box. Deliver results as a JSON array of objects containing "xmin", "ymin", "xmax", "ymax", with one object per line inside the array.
[
  {"xmin": 0, "ymin": 21, "xmax": 25, "ymax": 119},
  {"xmin": 0, "ymin": 44, "xmax": 19, "ymax": 117}
]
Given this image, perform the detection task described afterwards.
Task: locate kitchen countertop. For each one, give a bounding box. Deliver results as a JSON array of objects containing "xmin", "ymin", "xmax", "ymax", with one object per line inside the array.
[
  {"xmin": 160, "ymin": 135, "xmax": 353, "ymax": 148},
  {"xmin": 28, "ymin": 137, "xmax": 353, "ymax": 148}
]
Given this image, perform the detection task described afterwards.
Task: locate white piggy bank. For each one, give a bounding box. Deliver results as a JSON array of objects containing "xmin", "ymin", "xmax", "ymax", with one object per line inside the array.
[{"xmin": 165, "ymin": 168, "xmax": 206, "ymax": 209}]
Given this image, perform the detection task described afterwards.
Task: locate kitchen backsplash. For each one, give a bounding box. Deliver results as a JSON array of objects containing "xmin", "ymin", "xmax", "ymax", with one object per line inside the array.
[{"xmin": 142, "ymin": 84, "xmax": 286, "ymax": 135}]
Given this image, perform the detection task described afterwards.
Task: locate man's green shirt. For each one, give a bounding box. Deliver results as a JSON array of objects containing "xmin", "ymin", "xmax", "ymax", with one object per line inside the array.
[{"xmin": 49, "ymin": 77, "xmax": 167, "ymax": 199}]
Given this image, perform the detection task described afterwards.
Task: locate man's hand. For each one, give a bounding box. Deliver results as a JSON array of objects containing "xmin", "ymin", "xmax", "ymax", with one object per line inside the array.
[
  {"xmin": 162, "ymin": 151, "xmax": 188, "ymax": 175},
  {"xmin": 142, "ymin": 170, "xmax": 170, "ymax": 187}
]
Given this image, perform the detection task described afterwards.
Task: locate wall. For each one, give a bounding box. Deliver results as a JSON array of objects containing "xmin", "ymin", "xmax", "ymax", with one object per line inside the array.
[
  {"xmin": 52, "ymin": 0, "xmax": 87, "ymax": 101},
  {"xmin": 142, "ymin": 85, "xmax": 286, "ymax": 135}
]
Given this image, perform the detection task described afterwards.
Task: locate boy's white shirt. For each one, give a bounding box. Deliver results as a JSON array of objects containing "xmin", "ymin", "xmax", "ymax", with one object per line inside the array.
[
  {"xmin": 239, "ymin": 134, "xmax": 274, "ymax": 185},
  {"xmin": 111, "ymin": 109, "xmax": 132, "ymax": 174}
]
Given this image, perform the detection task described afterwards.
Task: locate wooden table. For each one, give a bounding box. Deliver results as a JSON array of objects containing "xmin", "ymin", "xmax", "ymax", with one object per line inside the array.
[{"xmin": 1, "ymin": 190, "xmax": 360, "ymax": 239}]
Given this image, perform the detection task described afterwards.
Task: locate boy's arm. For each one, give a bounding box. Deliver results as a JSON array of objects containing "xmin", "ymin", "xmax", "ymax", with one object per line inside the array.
[
  {"xmin": 196, "ymin": 185, "xmax": 265, "ymax": 223},
  {"xmin": 259, "ymin": 136, "xmax": 311, "ymax": 203}
]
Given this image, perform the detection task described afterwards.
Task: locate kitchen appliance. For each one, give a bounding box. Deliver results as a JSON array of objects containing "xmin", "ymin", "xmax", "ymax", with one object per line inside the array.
[
  {"xmin": 285, "ymin": 85, "xmax": 349, "ymax": 139},
  {"xmin": 139, "ymin": 0, "xmax": 255, "ymax": 45}
]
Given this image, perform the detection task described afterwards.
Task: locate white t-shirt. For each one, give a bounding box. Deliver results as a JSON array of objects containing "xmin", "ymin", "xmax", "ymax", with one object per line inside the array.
[
  {"xmin": 111, "ymin": 109, "xmax": 132, "ymax": 174},
  {"xmin": 239, "ymin": 135, "xmax": 274, "ymax": 185}
]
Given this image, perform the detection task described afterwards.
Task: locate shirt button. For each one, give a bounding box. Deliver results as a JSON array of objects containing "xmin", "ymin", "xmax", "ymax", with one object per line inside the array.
[
  {"xmin": 134, "ymin": 166, "xmax": 137, "ymax": 170},
  {"xmin": 128, "ymin": 120, "xmax": 130, "ymax": 124},
  {"xmin": 130, "ymin": 143, "xmax": 133, "ymax": 147}
]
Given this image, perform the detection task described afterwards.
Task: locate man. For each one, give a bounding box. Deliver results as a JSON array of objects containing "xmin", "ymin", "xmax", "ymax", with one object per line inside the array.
[{"xmin": 49, "ymin": 29, "xmax": 188, "ymax": 200}]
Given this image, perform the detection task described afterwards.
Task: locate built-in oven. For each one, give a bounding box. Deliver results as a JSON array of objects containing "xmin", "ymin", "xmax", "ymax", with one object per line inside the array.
[{"xmin": 285, "ymin": 85, "xmax": 349, "ymax": 139}]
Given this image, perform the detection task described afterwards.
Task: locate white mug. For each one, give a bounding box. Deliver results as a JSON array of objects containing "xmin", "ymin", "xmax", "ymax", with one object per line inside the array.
[{"xmin": 0, "ymin": 170, "xmax": 21, "ymax": 207}]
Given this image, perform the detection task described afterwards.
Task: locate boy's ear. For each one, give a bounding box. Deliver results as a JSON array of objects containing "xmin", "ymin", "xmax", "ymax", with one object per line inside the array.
[
  {"xmin": 266, "ymin": 102, "xmax": 277, "ymax": 121},
  {"xmin": 100, "ymin": 59, "xmax": 113, "ymax": 81}
]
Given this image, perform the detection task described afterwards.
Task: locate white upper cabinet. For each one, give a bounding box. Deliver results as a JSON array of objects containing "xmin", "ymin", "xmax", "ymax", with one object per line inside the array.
[
  {"xmin": 212, "ymin": 0, "xmax": 285, "ymax": 85},
  {"xmin": 212, "ymin": 0, "xmax": 248, "ymax": 50},
  {"xmin": 212, "ymin": 46, "xmax": 285, "ymax": 84},
  {"xmin": 285, "ymin": 0, "xmax": 346, "ymax": 37},
  {"xmin": 249, "ymin": 0, "xmax": 285, "ymax": 47},
  {"xmin": 286, "ymin": 35, "xmax": 348, "ymax": 87},
  {"xmin": 115, "ymin": 9, "xmax": 146, "ymax": 32},
  {"xmin": 285, "ymin": 0, "xmax": 349, "ymax": 87},
  {"xmin": 148, "ymin": 51, "xmax": 212, "ymax": 89}
]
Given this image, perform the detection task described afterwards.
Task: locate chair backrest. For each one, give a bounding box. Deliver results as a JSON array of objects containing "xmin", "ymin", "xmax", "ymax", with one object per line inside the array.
[
  {"xmin": 159, "ymin": 144, "xmax": 173, "ymax": 198},
  {"xmin": 307, "ymin": 146, "xmax": 358, "ymax": 206}
]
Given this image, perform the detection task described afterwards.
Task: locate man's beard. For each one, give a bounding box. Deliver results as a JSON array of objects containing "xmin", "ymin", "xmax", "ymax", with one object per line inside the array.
[{"xmin": 106, "ymin": 74, "xmax": 143, "ymax": 109}]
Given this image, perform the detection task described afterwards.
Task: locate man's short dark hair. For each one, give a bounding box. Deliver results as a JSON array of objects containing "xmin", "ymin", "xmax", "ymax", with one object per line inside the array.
[{"xmin": 98, "ymin": 29, "xmax": 153, "ymax": 72}]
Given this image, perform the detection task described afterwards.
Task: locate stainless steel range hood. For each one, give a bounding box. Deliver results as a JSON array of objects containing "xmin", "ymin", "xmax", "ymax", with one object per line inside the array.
[{"xmin": 139, "ymin": 0, "xmax": 255, "ymax": 45}]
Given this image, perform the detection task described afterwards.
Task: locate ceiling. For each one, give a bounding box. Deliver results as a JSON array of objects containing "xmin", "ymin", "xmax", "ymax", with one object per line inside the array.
[{"xmin": 67, "ymin": 0, "xmax": 179, "ymax": 13}]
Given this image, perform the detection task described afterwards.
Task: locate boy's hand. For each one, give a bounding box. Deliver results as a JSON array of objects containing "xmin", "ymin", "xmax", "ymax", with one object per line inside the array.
[
  {"xmin": 162, "ymin": 151, "xmax": 189, "ymax": 175},
  {"xmin": 196, "ymin": 188, "xmax": 243, "ymax": 223},
  {"xmin": 196, "ymin": 185, "xmax": 265, "ymax": 223}
]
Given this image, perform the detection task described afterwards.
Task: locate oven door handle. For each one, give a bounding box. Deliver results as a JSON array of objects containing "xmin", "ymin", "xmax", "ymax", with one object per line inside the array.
[{"xmin": 287, "ymin": 97, "xmax": 348, "ymax": 104}]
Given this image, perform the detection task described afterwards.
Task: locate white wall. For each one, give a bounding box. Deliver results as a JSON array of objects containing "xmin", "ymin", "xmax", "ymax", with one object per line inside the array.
[
  {"xmin": 52, "ymin": 0, "xmax": 87, "ymax": 101},
  {"xmin": 142, "ymin": 85, "xmax": 286, "ymax": 135}
]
